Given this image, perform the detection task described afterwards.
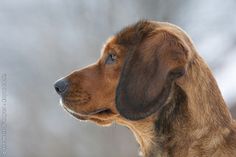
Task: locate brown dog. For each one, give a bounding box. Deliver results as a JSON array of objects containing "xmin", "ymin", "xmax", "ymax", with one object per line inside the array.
[{"xmin": 54, "ymin": 20, "xmax": 236, "ymax": 157}]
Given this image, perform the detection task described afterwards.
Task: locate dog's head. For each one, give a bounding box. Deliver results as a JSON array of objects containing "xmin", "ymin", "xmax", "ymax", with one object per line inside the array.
[{"xmin": 54, "ymin": 20, "xmax": 191, "ymax": 124}]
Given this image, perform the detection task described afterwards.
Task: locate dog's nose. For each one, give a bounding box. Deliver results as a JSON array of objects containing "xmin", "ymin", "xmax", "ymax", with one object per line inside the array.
[{"xmin": 54, "ymin": 79, "xmax": 68, "ymax": 95}]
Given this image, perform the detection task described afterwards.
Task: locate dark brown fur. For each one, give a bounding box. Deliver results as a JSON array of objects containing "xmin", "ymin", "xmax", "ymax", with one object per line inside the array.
[{"xmin": 57, "ymin": 20, "xmax": 236, "ymax": 157}]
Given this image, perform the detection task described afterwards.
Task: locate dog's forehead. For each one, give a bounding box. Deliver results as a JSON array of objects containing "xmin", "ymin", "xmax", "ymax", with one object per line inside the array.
[
  {"xmin": 101, "ymin": 36, "xmax": 129, "ymax": 57},
  {"xmin": 101, "ymin": 36, "xmax": 117, "ymax": 55},
  {"xmin": 105, "ymin": 36, "xmax": 117, "ymax": 48}
]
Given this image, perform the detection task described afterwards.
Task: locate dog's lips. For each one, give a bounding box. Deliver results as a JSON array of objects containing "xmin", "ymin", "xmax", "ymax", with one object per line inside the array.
[
  {"xmin": 86, "ymin": 108, "xmax": 114, "ymax": 116},
  {"xmin": 63, "ymin": 106, "xmax": 115, "ymax": 126},
  {"xmin": 61, "ymin": 99, "xmax": 117, "ymax": 122},
  {"xmin": 63, "ymin": 106, "xmax": 84, "ymax": 119}
]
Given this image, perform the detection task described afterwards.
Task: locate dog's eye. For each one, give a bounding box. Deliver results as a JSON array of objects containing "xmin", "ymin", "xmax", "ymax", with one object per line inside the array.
[{"xmin": 105, "ymin": 53, "xmax": 117, "ymax": 64}]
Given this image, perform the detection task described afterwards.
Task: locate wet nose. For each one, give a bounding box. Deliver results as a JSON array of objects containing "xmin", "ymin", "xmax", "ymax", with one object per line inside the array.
[{"xmin": 54, "ymin": 79, "xmax": 68, "ymax": 95}]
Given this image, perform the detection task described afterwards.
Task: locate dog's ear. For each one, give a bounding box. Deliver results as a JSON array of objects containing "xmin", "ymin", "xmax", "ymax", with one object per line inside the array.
[{"xmin": 116, "ymin": 30, "xmax": 189, "ymax": 120}]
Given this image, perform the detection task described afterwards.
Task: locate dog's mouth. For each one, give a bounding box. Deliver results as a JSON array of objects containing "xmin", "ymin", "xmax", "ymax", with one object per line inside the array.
[
  {"xmin": 86, "ymin": 108, "xmax": 114, "ymax": 116},
  {"xmin": 63, "ymin": 105, "xmax": 114, "ymax": 117},
  {"xmin": 61, "ymin": 100, "xmax": 117, "ymax": 125}
]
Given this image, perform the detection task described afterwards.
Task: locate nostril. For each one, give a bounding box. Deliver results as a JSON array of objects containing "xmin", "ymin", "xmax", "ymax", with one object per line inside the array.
[
  {"xmin": 55, "ymin": 86, "xmax": 61, "ymax": 93},
  {"xmin": 54, "ymin": 79, "xmax": 68, "ymax": 95}
]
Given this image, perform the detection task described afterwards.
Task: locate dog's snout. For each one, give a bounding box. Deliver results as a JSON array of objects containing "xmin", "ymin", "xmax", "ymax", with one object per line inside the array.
[{"xmin": 54, "ymin": 79, "xmax": 68, "ymax": 95}]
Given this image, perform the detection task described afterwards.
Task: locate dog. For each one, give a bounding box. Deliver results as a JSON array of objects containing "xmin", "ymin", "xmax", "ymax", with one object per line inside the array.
[{"xmin": 54, "ymin": 20, "xmax": 236, "ymax": 157}]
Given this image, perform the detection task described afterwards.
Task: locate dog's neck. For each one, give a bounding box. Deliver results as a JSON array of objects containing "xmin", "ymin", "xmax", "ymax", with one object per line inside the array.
[
  {"xmin": 118, "ymin": 54, "xmax": 235, "ymax": 157},
  {"xmin": 117, "ymin": 114, "xmax": 158, "ymax": 157}
]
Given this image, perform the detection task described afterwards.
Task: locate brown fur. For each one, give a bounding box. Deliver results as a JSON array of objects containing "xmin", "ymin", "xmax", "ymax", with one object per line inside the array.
[{"xmin": 58, "ymin": 20, "xmax": 236, "ymax": 157}]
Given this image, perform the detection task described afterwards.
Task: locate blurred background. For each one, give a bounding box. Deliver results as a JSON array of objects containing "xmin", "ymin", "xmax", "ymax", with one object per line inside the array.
[{"xmin": 0, "ymin": 0, "xmax": 236, "ymax": 157}]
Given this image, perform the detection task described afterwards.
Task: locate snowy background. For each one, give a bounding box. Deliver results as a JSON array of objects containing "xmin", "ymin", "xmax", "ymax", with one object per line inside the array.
[{"xmin": 0, "ymin": 0, "xmax": 236, "ymax": 157}]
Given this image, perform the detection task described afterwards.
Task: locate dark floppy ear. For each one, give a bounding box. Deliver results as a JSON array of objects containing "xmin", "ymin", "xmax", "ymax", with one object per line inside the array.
[{"xmin": 115, "ymin": 30, "xmax": 189, "ymax": 120}]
